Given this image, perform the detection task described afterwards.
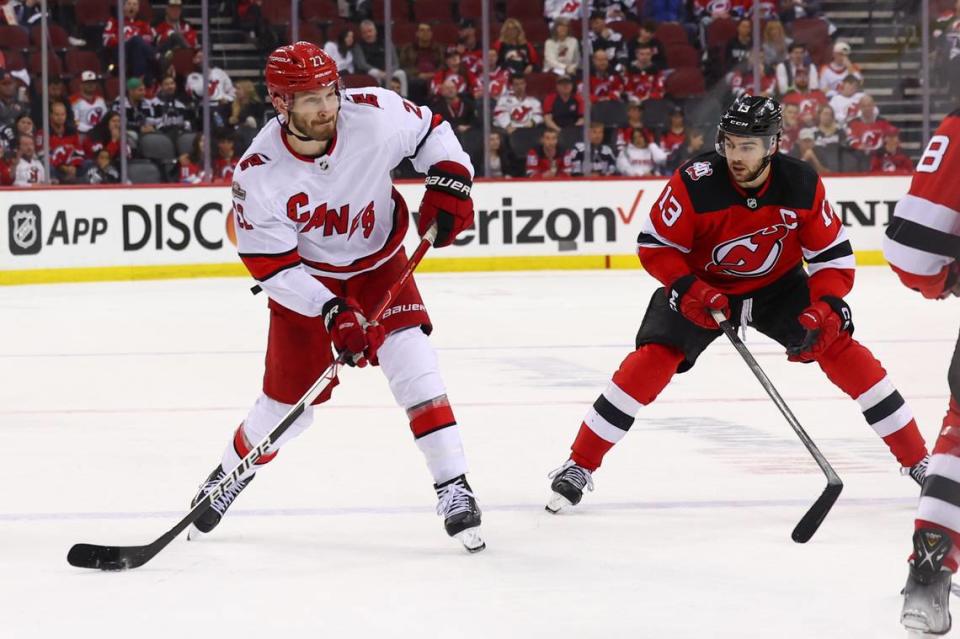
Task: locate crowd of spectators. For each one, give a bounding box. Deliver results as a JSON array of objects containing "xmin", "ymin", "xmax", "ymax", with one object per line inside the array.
[{"xmin": 0, "ymin": 0, "xmax": 924, "ymax": 185}]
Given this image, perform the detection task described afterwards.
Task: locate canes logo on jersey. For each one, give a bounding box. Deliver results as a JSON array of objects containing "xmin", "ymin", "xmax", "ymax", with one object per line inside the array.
[
  {"xmin": 286, "ymin": 192, "xmax": 377, "ymax": 239},
  {"xmin": 685, "ymin": 161, "xmax": 713, "ymax": 181},
  {"xmin": 706, "ymin": 224, "xmax": 791, "ymax": 277}
]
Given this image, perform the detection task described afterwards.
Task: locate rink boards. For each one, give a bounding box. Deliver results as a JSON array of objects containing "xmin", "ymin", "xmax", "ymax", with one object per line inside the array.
[{"xmin": 0, "ymin": 175, "xmax": 911, "ymax": 285}]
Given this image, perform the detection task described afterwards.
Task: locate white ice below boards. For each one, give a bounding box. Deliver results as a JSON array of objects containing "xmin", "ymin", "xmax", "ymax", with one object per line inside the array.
[{"xmin": 1, "ymin": 268, "xmax": 957, "ymax": 638}]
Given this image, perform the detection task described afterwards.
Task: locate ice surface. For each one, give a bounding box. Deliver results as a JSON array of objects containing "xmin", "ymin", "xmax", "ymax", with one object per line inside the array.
[{"xmin": 1, "ymin": 268, "xmax": 958, "ymax": 638}]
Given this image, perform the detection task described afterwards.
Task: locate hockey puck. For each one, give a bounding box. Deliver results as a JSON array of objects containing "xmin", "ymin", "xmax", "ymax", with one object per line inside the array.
[{"xmin": 99, "ymin": 560, "xmax": 127, "ymax": 572}]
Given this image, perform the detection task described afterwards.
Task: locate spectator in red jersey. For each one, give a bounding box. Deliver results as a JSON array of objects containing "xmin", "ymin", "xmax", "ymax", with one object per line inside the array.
[
  {"xmin": 103, "ymin": 0, "xmax": 159, "ymax": 86},
  {"xmin": 781, "ymin": 68, "xmax": 828, "ymax": 126},
  {"xmin": 665, "ymin": 127, "xmax": 706, "ymax": 172},
  {"xmin": 659, "ymin": 106, "xmax": 687, "ymax": 154},
  {"xmin": 155, "ymin": 0, "xmax": 196, "ymax": 54},
  {"xmin": 494, "ymin": 19, "xmax": 539, "ymax": 76},
  {"xmin": 213, "ymin": 130, "xmax": 237, "ymax": 183},
  {"xmin": 70, "ymin": 71, "xmax": 108, "ymax": 138},
  {"xmin": 543, "ymin": 74, "xmax": 584, "ymax": 132},
  {"xmin": 430, "ymin": 78, "xmax": 478, "ymax": 133},
  {"xmin": 526, "ymin": 128, "xmax": 570, "ymax": 178},
  {"xmin": 845, "ymin": 94, "xmax": 891, "ymax": 157},
  {"xmin": 779, "ymin": 102, "xmax": 801, "ymax": 154},
  {"xmin": 871, "ymin": 127, "xmax": 913, "ymax": 172},
  {"xmin": 399, "ymin": 23, "xmax": 445, "ymax": 104},
  {"xmin": 615, "ymin": 102, "xmax": 656, "ymax": 152},
  {"xmin": 583, "ymin": 50, "xmax": 625, "ymax": 103},
  {"xmin": 46, "ymin": 99, "xmax": 86, "ymax": 184},
  {"xmin": 623, "ymin": 43, "xmax": 666, "ymax": 103},
  {"xmin": 430, "ymin": 48, "xmax": 479, "ymax": 98},
  {"xmin": 727, "ymin": 51, "xmax": 777, "ymax": 98},
  {"xmin": 484, "ymin": 48, "xmax": 513, "ymax": 101},
  {"xmin": 626, "ymin": 19, "xmax": 667, "ymax": 71},
  {"xmin": 544, "ymin": 17, "xmax": 581, "ymax": 76},
  {"xmin": 456, "ymin": 19, "xmax": 483, "ymax": 76},
  {"xmin": 0, "ymin": 154, "xmax": 11, "ymax": 186}
]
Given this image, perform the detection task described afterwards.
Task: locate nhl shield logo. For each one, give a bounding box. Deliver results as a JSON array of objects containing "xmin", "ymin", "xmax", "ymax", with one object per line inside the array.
[
  {"xmin": 8, "ymin": 204, "xmax": 42, "ymax": 255},
  {"xmin": 746, "ymin": 198, "xmax": 758, "ymax": 209}
]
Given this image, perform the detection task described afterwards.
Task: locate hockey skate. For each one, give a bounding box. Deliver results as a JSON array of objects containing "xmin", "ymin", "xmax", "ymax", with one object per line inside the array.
[
  {"xmin": 903, "ymin": 454, "xmax": 931, "ymax": 487},
  {"xmin": 545, "ymin": 460, "xmax": 594, "ymax": 513},
  {"xmin": 435, "ymin": 475, "xmax": 484, "ymax": 553},
  {"xmin": 901, "ymin": 528, "xmax": 954, "ymax": 635},
  {"xmin": 187, "ymin": 465, "xmax": 254, "ymax": 540}
]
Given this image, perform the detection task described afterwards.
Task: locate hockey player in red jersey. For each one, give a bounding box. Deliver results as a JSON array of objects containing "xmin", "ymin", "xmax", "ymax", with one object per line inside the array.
[
  {"xmin": 547, "ymin": 95, "xmax": 930, "ymax": 514},
  {"xmin": 188, "ymin": 42, "xmax": 484, "ymax": 552},
  {"xmin": 884, "ymin": 109, "xmax": 960, "ymax": 635}
]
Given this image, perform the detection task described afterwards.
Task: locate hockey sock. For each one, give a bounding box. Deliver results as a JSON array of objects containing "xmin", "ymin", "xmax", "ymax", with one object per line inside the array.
[
  {"xmin": 571, "ymin": 344, "xmax": 684, "ymax": 471},
  {"xmin": 408, "ymin": 396, "xmax": 467, "ymax": 484},
  {"xmin": 915, "ymin": 401, "xmax": 960, "ymax": 572},
  {"xmin": 818, "ymin": 337, "xmax": 927, "ymax": 467},
  {"xmin": 219, "ymin": 394, "xmax": 313, "ymax": 479}
]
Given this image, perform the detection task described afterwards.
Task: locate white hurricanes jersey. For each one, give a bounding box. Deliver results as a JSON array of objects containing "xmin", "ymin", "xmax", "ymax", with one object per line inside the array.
[{"xmin": 232, "ymin": 87, "xmax": 472, "ymax": 318}]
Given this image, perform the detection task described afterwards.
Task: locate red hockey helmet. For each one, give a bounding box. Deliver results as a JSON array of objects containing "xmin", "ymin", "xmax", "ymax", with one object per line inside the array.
[{"xmin": 265, "ymin": 41, "xmax": 340, "ymax": 104}]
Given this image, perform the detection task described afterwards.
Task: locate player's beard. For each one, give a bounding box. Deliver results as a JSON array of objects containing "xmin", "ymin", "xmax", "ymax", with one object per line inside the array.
[
  {"xmin": 729, "ymin": 157, "xmax": 767, "ymax": 186},
  {"xmin": 288, "ymin": 110, "xmax": 337, "ymax": 142}
]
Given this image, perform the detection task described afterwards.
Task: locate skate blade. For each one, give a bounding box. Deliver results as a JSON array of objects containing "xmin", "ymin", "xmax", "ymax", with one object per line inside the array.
[
  {"xmin": 186, "ymin": 525, "xmax": 204, "ymax": 541},
  {"xmin": 454, "ymin": 527, "xmax": 485, "ymax": 553},
  {"xmin": 545, "ymin": 492, "xmax": 572, "ymax": 514}
]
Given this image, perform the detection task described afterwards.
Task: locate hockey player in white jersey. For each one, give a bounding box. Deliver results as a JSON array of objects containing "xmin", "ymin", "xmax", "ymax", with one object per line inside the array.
[{"xmin": 188, "ymin": 42, "xmax": 484, "ymax": 552}]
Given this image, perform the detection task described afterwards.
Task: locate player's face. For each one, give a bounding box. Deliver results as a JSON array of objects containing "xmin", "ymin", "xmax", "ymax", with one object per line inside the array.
[
  {"xmin": 724, "ymin": 134, "xmax": 768, "ymax": 183},
  {"xmin": 289, "ymin": 86, "xmax": 340, "ymax": 141}
]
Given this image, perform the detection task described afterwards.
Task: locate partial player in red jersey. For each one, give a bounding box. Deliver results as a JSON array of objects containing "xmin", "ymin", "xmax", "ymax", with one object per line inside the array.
[
  {"xmin": 186, "ymin": 43, "xmax": 484, "ymax": 552},
  {"xmin": 547, "ymin": 95, "xmax": 930, "ymax": 514},
  {"xmin": 884, "ymin": 109, "xmax": 960, "ymax": 635}
]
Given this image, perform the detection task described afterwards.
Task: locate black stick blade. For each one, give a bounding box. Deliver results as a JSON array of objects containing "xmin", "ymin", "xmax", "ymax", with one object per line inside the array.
[
  {"xmin": 67, "ymin": 543, "xmax": 150, "ymax": 571},
  {"xmin": 791, "ymin": 480, "xmax": 843, "ymax": 544}
]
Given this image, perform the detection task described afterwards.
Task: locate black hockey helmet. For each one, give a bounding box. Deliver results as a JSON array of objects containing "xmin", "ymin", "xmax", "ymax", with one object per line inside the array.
[{"xmin": 716, "ymin": 95, "xmax": 783, "ymax": 177}]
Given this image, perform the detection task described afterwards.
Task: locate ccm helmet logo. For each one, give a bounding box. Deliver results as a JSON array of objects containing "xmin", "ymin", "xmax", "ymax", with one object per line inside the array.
[{"xmin": 425, "ymin": 175, "xmax": 471, "ymax": 196}]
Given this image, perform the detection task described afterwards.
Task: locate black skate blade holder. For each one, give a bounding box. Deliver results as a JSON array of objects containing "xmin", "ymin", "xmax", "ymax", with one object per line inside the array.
[{"xmin": 711, "ymin": 310, "xmax": 843, "ymax": 543}]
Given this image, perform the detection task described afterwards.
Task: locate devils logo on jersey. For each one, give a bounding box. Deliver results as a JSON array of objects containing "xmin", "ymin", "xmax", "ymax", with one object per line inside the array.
[{"xmin": 705, "ymin": 224, "xmax": 791, "ymax": 277}]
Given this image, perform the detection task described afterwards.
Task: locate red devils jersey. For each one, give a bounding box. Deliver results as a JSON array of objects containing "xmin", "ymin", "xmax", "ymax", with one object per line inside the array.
[
  {"xmin": 638, "ymin": 152, "xmax": 853, "ymax": 295},
  {"xmin": 883, "ymin": 110, "xmax": 960, "ymax": 297},
  {"xmin": 846, "ymin": 117, "xmax": 894, "ymax": 152},
  {"xmin": 782, "ymin": 90, "xmax": 828, "ymax": 124}
]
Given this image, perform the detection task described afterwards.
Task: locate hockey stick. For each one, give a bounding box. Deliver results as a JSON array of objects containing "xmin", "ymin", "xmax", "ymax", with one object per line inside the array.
[
  {"xmin": 710, "ymin": 309, "xmax": 843, "ymax": 543},
  {"xmin": 67, "ymin": 225, "xmax": 439, "ymax": 571}
]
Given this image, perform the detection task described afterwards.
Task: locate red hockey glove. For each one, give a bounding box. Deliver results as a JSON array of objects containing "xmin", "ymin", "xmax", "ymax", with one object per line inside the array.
[
  {"xmin": 787, "ymin": 297, "xmax": 854, "ymax": 362},
  {"xmin": 668, "ymin": 274, "xmax": 730, "ymax": 329},
  {"xmin": 322, "ymin": 297, "xmax": 386, "ymax": 367},
  {"xmin": 418, "ymin": 161, "xmax": 474, "ymax": 247}
]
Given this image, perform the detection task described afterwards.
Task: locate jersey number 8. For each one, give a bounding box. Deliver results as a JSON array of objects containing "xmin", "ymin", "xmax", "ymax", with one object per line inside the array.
[
  {"xmin": 658, "ymin": 185, "xmax": 683, "ymax": 227},
  {"xmin": 917, "ymin": 135, "xmax": 950, "ymax": 173}
]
